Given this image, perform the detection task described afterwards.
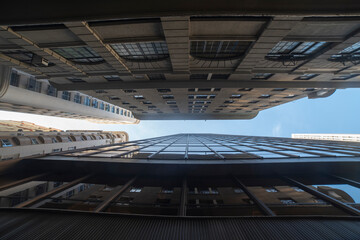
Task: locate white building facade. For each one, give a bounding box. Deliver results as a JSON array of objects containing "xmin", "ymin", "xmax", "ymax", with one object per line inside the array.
[{"xmin": 292, "ymin": 134, "xmax": 360, "ymax": 143}]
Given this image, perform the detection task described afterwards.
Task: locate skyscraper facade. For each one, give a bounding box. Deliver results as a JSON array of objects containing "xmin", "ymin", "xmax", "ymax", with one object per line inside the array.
[{"xmin": 0, "ymin": 134, "xmax": 359, "ymax": 239}]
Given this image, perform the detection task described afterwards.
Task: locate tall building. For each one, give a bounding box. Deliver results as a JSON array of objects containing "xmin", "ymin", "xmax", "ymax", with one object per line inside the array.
[
  {"xmin": 5, "ymin": 10, "xmax": 360, "ymax": 120},
  {"xmin": 0, "ymin": 67, "xmax": 139, "ymax": 124},
  {"xmin": 0, "ymin": 133, "xmax": 359, "ymax": 238},
  {"xmin": 0, "ymin": 120, "xmax": 128, "ymax": 161},
  {"xmin": 293, "ymin": 133, "xmax": 360, "ymax": 142}
]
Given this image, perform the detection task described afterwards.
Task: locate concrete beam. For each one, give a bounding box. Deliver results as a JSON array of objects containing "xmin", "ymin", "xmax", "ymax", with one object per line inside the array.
[{"xmin": 1, "ymin": 1, "xmax": 360, "ymax": 25}]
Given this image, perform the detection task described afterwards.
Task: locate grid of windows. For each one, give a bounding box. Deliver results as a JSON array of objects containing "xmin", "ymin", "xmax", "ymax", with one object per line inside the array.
[
  {"xmin": 111, "ymin": 42, "xmax": 169, "ymax": 62},
  {"xmin": 63, "ymin": 133, "xmax": 360, "ymax": 160},
  {"xmin": 62, "ymin": 91, "xmax": 71, "ymax": 101},
  {"xmin": 266, "ymin": 41, "xmax": 327, "ymax": 62},
  {"xmin": 73, "ymin": 93, "xmax": 82, "ymax": 104},
  {"xmin": 27, "ymin": 78, "xmax": 42, "ymax": 93},
  {"xmin": 190, "ymin": 41, "xmax": 252, "ymax": 60},
  {"xmin": 328, "ymin": 41, "xmax": 360, "ymax": 64},
  {"xmin": 52, "ymin": 47, "xmax": 104, "ymax": 64},
  {"xmin": 10, "ymin": 72, "xmax": 20, "ymax": 87},
  {"xmin": 47, "ymin": 85, "xmax": 57, "ymax": 97}
]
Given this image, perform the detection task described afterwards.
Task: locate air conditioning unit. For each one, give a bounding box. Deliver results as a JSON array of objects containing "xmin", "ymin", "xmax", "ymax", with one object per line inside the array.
[{"xmin": 31, "ymin": 54, "xmax": 49, "ymax": 67}]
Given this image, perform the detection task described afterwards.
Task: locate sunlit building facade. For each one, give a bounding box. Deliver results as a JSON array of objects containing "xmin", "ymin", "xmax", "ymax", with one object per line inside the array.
[{"xmin": 293, "ymin": 133, "xmax": 360, "ymax": 142}]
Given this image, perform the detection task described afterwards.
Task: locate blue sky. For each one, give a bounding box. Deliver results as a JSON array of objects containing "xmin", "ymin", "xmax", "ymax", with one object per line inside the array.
[{"xmin": 0, "ymin": 88, "xmax": 358, "ymax": 140}]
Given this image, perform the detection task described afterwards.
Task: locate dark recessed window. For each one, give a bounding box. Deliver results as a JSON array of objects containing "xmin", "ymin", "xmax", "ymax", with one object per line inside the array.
[
  {"xmin": 142, "ymin": 101, "xmax": 152, "ymax": 105},
  {"xmin": 47, "ymin": 85, "xmax": 57, "ymax": 97},
  {"xmin": 148, "ymin": 106, "xmax": 157, "ymax": 109},
  {"xmin": 328, "ymin": 41, "xmax": 360, "ymax": 65},
  {"xmin": 304, "ymin": 88, "xmax": 315, "ymax": 91},
  {"xmin": 230, "ymin": 110, "xmax": 237, "ymax": 113},
  {"xmin": 27, "ymin": 78, "xmax": 42, "ymax": 93},
  {"xmin": 190, "ymin": 74, "xmax": 208, "ymax": 80},
  {"xmin": 95, "ymin": 90, "xmax": 107, "ymax": 94},
  {"xmin": 212, "ymin": 74, "xmax": 230, "ymax": 80},
  {"xmin": 104, "ymin": 75, "xmax": 122, "ymax": 81},
  {"xmin": 62, "ymin": 91, "xmax": 71, "ymax": 101},
  {"xmin": 252, "ymin": 73, "xmax": 273, "ymax": 80},
  {"xmin": 162, "ymin": 95, "xmax": 174, "ymax": 99},
  {"xmin": 190, "ymin": 41, "xmax": 252, "ymax": 60},
  {"xmin": 109, "ymin": 96, "xmax": 120, "ymax": 100},
  {"xmin": 230, "ymin": 94, "xmax": 242, "ymax": 99},
  {"xmin": 239, "ymin": 88, "xmax": 253, "ymax": 92},
  {"xmin": 73, "ymin": 93, "xmax": 82, "ymax": 103},
  {"xmin": 259, "ymin": 94, "xmax": 271, "ymax": 99},
  {"xmin": 166, "ymin": 101, "xmax": 177, "ymax": 104},
  {"xmin": 67, "ymin": 77, "xmax": 85, "ymax": 83},
  {"xmin": 122, "ymin": 102, "xmax": 130, "ymax": 105},
  {"xmin": 157, "ymin": 88, "xmax": 171, "ymax": 93},
  {"xmin": 129, "ymin": 106, "xmax": 137, "ymax": 109},
  {"xmin": 224, "ymin": 100, "xmax": 234, "ymax": 104},
  {"xmin": 248, "ymin": 100, "xmax": 259, "ymax": 104},
  {"xmin": 294, "ymin": 74, "xmax": 319, "ymax": 80},
  {"xmin": 52, "ymin": 47, "xmax": 104, "ymax": 64},
  {"xmin": 188, "ymin": 95, "xmax": 216, "ymax": 99},
  {"xmin": 241, "ymin": 105, "xmax": 249, "ymax": 107},
  {"xmin": 147, "ymin": 74, "xmax": 166, "ymax": 80},
  {"xmin": 123, "ymin": 89, "xmax": 137, "ymax": 93},
  {"xmin": 265, "ymin": 41, "xmax": 327, "ymax": 64},
  {"xmin": 1, "ymin": 50, "xmax": 54, "ymax": 67},
  {"xmin": 111, "ymin": 42, "xmax": 169, "ymax": 62},
  {"xmin": 10, "ymin": 72, "xmax": 20, "ymax": 87},
  {"xmin": 280, "ymin": 198, "xmax": 296, "ymax": 205},
  {"xmin": 332, "ymin": 74, "xmax": 360, "ymax": 80},
  {"xmin": 284, "ymin": 94, "xmax": 297, "ymax": 98},
  {"xmin": 272, "ymin": 88, "xmax": 286, "ymax": 91}
]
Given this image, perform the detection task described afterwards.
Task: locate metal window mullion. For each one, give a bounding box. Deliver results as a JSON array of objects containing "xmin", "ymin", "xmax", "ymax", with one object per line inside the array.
[
  {"xmin": 15, "ymin": 175, "xmax": 91, "ymax": 208},
  {"xmin": 0, "ymin": 173, "xmax": 48, "ymax": 192},
  {"xmin": 179, "ymin": 176, "xmax": 187, "ymax": 216},
  {"xmin": 282, "ymin": 176, "xmax": 360, "ymax": 216},
  {"xmin": 233, "ymin": 176, "xmax": 276, "ymax": 216},
  {"xmin": 195, "ymin": 136, "xmax": 225, "ymax": 159},
  {"xmin": 184, "ymin": 134, "xmax": 190, "ymax": 159},
  {"xmin": 111, "ymin": 136, "xmax": 178, "ymax": 158},
  {"xmin": 94, "ymin": 176, "xmax": 137, "ymax": 212},
  {"xmin": 147, "ymin": 136, "xmax": 184, "ymax": 159}
]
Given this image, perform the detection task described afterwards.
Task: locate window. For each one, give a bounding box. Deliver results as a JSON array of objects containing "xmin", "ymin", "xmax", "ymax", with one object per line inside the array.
[
  {"xmin": 10, "ymin": 71, "xmax": 20, "ymax": 87},
  {"xmin": 142, "ymin": 101, "xmax": 152, "ymax": 105},
  {"xmin": 104, "ymin": 75, "xmax": 122, "ymax": 81},
  {"xmin": 238, "ymin": 88, "xmax": 252, "ymax": 92},
  {"xmin": 111, "ymin": 42, "xmax": 169, "ymax": 62},
  {"xmin": 134, "ymin": 95, "xmax": 145, "ymax": 100},
  {"xmin": 84, "ymin": 96, "xmax": 91, "ymax": 106},
  {"xmin": 162, "ymin": 95, "xmax": 174, "ymax": 100},
  {"xmin": 234, "ymin": 188, "xmax": 244, "ymax": 194},
  {"xmin": 265, "ymin": 41, "xmax": 327, "ymax": 64},
  {"xmin": 230, "ymin": 94, "xmax": 242, "ymax": 99},
  {"xmin": 92, "ymin": 99, "xmax": 98, "ymax": 108},
  {"xmin": 130, "ymin": 187, "xmax": 142, "ymax": 193},
  {"xmin": 212, "ymin": 74, "xmax": 230, "ymax": 80},
  {"xmin": 328, "ymin": 41, "xmax": 360, "ymax": 65},
  {"xmin": 224, "ymin": 100, "xmax": 234, "ymax": 104},
  {"xmin": 51, "ymin": 138, "xmax": 58, "ymax": 143},
  {"xmin": 190, "ymin": 41, "xmax": 252, "ymax": 60},
  {"xmin": 123, "ymin": 89, "xmax": 137, "ymax": 93},
  {"xmin": 52, "ymin": 148, "xmax": 62, "ymax": 152},
  {"xmin": 272, "ymin": 88, "xmax": 286, "ymax": 91},
  {"xmin": 166, "ymin": 101, "xmax": 177, "ymax": 105},
  {"xmin": 259, "ymin": 94, "xmax": 271, "ymax": 99},
  {"xmin": 284, "ymin": 94, "xmax": 297, "ymax": 98},
  {"xmin": 67, "ymin": 137, "xmax": 73, "ymax": 142},
  {"xmin": 252, "ymin": 73, "xmax": 273, "ymax": 80},
  {"xmin": 0, "ymin": 139, "xmax": 12, "ymax": 147},
  {"xmin": 67, "ymin": 77, "xmax": 85, "ymax": 83},
  {"xmin": 157, "ymin": 89, "xmax": 171, "ymax": 93},
  {"xmin": 111, "ymin": 106, "xmax": 115, "ymax": 113},
  {"xmin": 294, "ymin": 74, "xmax": 319, "ymax": 80},
  {"xmin": 161, "ymin": 188, "xmax": 174, "ymax": 194},
  {"xmin": 147, "ymin": 74, "xmax": 166, "ymax": 80},
  {"xmin": 105, "ymin": 104, "xmax": 110, "ymax": 112},
  {"xmin": 47, "ymin": 85, "xmax": 57, "ymax": 97},
  {"xmin": 73, "ymin": 93, "xmax": 82, "ymax": 104},
  {"xmin": 99, "ymin": 102, "xmax": 105, "ymax": 110},
  {"xmin": 95, "ymin": 90, "xmax": 107, "ymax": 94},
  {"xmin": 52, "ymin": 47, "xmax": 104, "ymax": 64},
  {"xmin": 62, "ymin": 91, "xmax": 71, "ymax": 101},
  {"xmin": 31, "ymin": 138, "xmax": 39, "ymax": 144},
  {"xmin": 291, "ymin": 187, "xmax": 304, "ymax": 192},
  {"xmin": 27, "ymin": 78, "xmax": 42, "ymax": 92},
  {"xmin": 280, "ymin": 198, "xmax": 296, "ymax": 204},
  {"xmin": 2, "ymin": 50, "xmax": 54, "ymax": 67},
  {"xmin": 332, "ymin": 74, "xmax": 360, "ymax": 80},
  {"xmin": 66, "ymin": 189, "xmax": 75, "ymax": 198},
  {"xmin": 265, "ymin": 187, "xmax": 278, "ymax": 192}
]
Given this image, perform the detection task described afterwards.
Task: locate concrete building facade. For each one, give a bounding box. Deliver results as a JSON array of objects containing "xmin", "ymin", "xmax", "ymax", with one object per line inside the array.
[
  {"xmin": 0, "ymin": 67, "xmax": 139, "ymax": 124},
  {"xmin": 0, "ymin": 120, "xmax": 128, "ymax": 161},
  {"xmin": 3, "ymin": 14, "xmax": 359, "ymax": 119},
  {"xmin": 292, "ymin": 133, "xmax": 360, "ymax": 142}
]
